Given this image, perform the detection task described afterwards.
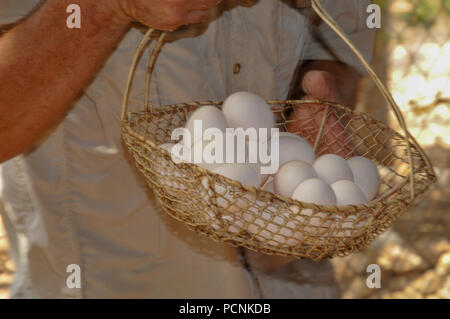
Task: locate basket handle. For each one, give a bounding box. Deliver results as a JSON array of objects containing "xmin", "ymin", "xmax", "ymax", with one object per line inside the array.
[{"xmin": 121, "ymin": 28, "xmax": 167, "ymax": 122}]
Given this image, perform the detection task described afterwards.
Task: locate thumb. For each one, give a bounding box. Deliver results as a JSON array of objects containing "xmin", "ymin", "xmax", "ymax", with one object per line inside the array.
[{"xmin": 301, "ymin": 70, "xmax": 341, "ymax": 101}]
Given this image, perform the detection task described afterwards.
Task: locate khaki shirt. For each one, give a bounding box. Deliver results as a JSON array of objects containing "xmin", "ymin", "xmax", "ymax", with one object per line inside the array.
[{"xmin": 0, "ymin": 0, "xmax": 374, "ymax": 298}]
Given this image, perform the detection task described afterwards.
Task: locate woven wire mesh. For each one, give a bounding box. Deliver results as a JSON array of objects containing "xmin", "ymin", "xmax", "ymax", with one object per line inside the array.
[{"xmin": 121, "ymin": 99, "xmax": 435, "ymax": 260}]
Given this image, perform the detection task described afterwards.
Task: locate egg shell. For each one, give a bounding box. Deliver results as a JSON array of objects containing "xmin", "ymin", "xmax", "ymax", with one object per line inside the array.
[
  {"xmin": 211, "ymin": 164, "xmax": 260, "ymax": 219},
  {"xmin": 276, "ymin": 135, "xmax": 316, "ymax": 167},
  {"xmin": 274, "ymin": 160, "xmax": 318, "ymax": 198},
  {"xmin": 190, "ymin": 138, "xmax": 224, "ymax": 170},
  {"xmin": 222, "ymin": 92, "xmax": 275, "ymax": 131},
  {"xmin": 191, "ymin": 133, "xmax": 254, "ymax": 170},
  {"xmin": 347, "ymin": 156, "xmax": 380, "ymax": 201},
  {"xmin": 289, "ymin": 178, "xmax": 336, "ymax": 238},
  {"xmin": 277, "ymin": 132, "xmax": 308, "ymax": 140},
  {"xmin": 292, "ymin": 178, "xmax": 337, "ymax": 206},
  {"xmin": 185, "ymin": 105, "xmax": 228, "ymax": 145},
  {"xmin": 331, "ymin": 180, "xmax": 368, "ymax": 206},
  {"xmin": 212, "ymin": 163, "xmax": 261, "ymax": 188},
  {"xmin": 313, "ymin": 154, "xmax": 354, "ymax": 185}
]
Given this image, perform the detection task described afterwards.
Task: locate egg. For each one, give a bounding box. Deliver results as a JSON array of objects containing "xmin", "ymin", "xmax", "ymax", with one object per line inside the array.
[
  {"xmin": 290, "ymin": 178, "xmax": 336, "ymax": 237},
  {"xmin": 210, "ymin": 164, "xmax": 260, "ymax": 231},
  {"xmin": 222, "ymin": 91, "xmax": 275, "ymax": 131},
  {"xmin": 292, "ymin": 178, "xmax": 337, "ymax": 206},
  {"xmin": 331, "ymin": 180, "xmax": 368, "ymax": 206},
  {"xmin": 185, "ymin": 105, "xmax": 228, "ymax": 145},
  {"xmin": 347, "ymin": 156, "xmax": 380, "ymax": 201},
  {"xmin": 313, "ymin": 154, "xmax": 354, "ymax": 185},
  {"xmin": 274, "ymin": 160, "xmax": 318, "ymax": 198},
  {"xmin": 212, "ymin": 163, "xmax": 261, "ymax": 188},
  {"xmin": 276, "ymin": 134, "xmax": 316, "ymax": 167},
  {"xmin": 190, "ymin": 138, "xmax": 224, "ymax": 170}
]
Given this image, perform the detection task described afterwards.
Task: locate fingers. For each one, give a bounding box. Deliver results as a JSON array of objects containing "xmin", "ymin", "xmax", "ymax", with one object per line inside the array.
[
  {"xmin": 161, "ymin": 0, "xmax": 221, "ymax": 30},
  {"xmin": 158, "ymin": 7, "xmax": 210, "ymax": 31},
  {"xmin": 286, "ymin": 100, "xmax": 355, "ymax": 158},
  {"xmin": 301, "ymin": 70, "xmax": 342, "ymax": 102}
]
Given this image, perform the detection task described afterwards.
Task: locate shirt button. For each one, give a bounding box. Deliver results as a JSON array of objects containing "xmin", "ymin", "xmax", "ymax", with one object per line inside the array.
[{"xmin": 233, "ymin": 63, "xmax": 241, "ymax": 75}]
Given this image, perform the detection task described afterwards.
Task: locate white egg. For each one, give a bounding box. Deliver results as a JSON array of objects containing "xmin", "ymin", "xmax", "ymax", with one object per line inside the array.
[
  {"xmin": 347, "ymin": 156, "xmax": 380, "ymax": 201},
  {"xmin": 274, "ymin": 160, "xmax": 318, "ymax": 198},
  {"xmin": 331, "ymin": 180, "xmax": 368, "ymax": 206},
  {"xmin": 212, "ymin": 163, "xmax": 261, "ymax": 188},
  {"xmin": 313, "ymin": 154, "xmax": 354, "ymax": 185},
  {"xmin": 190, "ymin": 138, "xmax": 224, "ymax": 170},
  {"xmin": 292, "ymin": 178, "xmax": 337, "ymax": 206},
  {"xmin": 277, "ymin": 132, "xmax": 307, "ymax": 140},
  {"xmin": 222, "ymin": 91, "xmax": 275, "ymax": 131},
  {"xmin": 185, "ymin": 105, "xmax": 228, "ymax": 145},
  {"xmin": 211, "ymin": 163, "xmax": 260, "ymax": 228},
  {"xmin": 276, "ymin": 134, "xmax": 316, "ymax": 167}
]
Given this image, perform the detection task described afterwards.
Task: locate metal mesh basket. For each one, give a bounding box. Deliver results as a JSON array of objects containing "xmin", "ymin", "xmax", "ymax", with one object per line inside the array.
[{"xmin": 120, "ymin": 0, "xmax": 436, "ymax": 260}]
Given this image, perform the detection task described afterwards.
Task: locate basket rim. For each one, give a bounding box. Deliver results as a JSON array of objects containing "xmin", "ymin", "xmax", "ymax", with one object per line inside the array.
[{"xmin": 121, "ymin": 99, "xmax": 436, "ymax": 216}]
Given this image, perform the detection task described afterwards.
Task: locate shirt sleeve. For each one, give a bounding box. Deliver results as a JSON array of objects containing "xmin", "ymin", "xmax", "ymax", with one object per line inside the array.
[
  {"xmin": 302, "ymin": 0, "xmax": 376, "ymax": 74},
  {"xmin": 0, "ymin": 0, "xmax": 42, "ymax": 26}
]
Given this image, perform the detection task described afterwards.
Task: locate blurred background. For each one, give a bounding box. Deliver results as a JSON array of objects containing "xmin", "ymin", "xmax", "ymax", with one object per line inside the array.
[{"xmin": 0, "ymin": 0, "xmax": 449, "ymax": 298}]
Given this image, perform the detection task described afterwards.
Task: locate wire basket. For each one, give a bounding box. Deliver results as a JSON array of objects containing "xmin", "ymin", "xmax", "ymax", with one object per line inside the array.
[{"xmin": 120, "ymin": 0, "xmax": 436, "ymax": 260}]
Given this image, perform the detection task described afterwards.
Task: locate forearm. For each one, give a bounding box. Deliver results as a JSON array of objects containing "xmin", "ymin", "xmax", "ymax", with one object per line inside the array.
[{"xmin": 0, "ymin": 0, "xmax": 130, "ymax": 162}]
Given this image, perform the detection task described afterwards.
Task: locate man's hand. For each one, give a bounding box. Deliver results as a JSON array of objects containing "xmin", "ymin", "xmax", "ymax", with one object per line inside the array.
[
  {"xmin": 287, "ymin": 61, "xmax": 361, "ymax": 157},
  {"xmin": 108, "ymin": 0, "xmax": 222, "ymax": 31}
]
